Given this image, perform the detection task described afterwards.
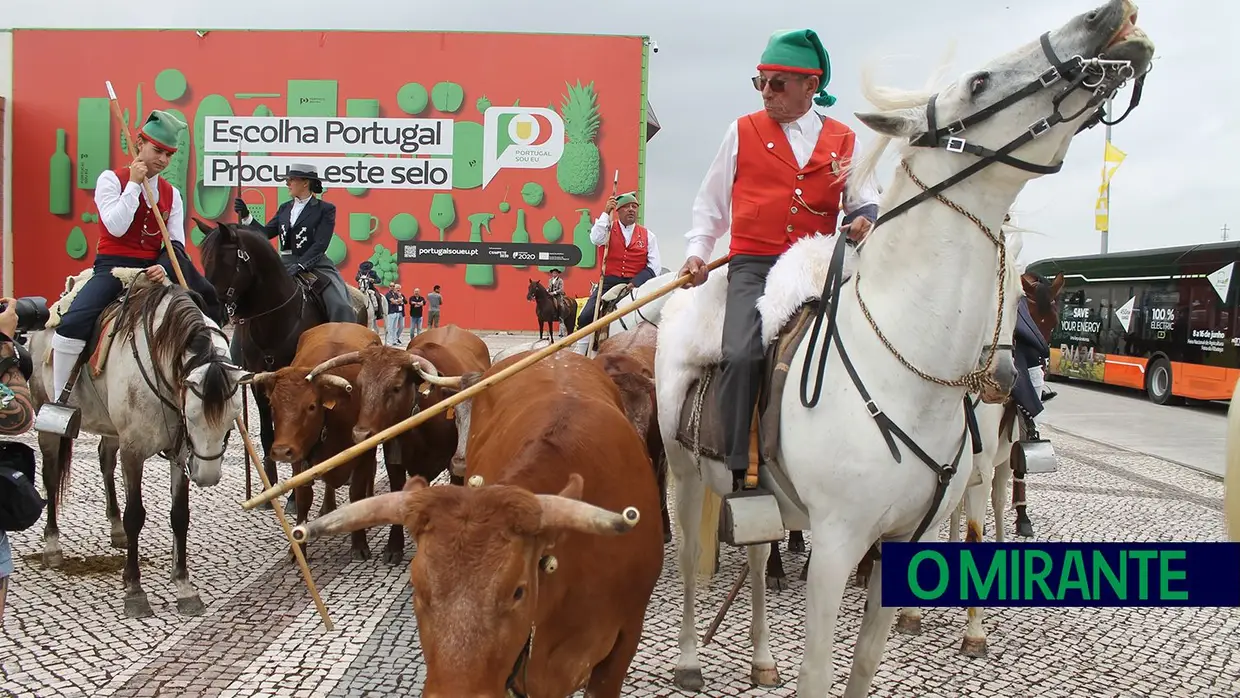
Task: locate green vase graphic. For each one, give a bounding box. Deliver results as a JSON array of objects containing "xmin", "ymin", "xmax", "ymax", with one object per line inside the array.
[
  {"xmin": 539, "ymin": 215, "xmax": 564, "ymax": 272},
  {"xmin": 573, "ymin": 208, "xmax": 596, "ymax": 269},
  {"xmin": 511, "ymin": 210, "xmax": 530, "ymax": 270},
  {"xmin": 465, "ymin": 213, "xmax": 494, "ymax": 287},
  {"xmin": 50, "ymin": 129, "xmax": 72, "ymax": 215}
]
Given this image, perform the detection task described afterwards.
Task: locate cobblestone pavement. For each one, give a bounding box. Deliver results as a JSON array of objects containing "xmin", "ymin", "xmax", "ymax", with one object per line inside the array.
[{"xmin": 2, "ymin": 332, "xmax": 1238, "ymax": 697}]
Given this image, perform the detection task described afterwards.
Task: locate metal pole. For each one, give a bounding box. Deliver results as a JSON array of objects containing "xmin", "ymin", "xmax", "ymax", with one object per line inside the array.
[{"xmin": 1100, "ymin": 96, "xmax": 1113, "ymax": 255}]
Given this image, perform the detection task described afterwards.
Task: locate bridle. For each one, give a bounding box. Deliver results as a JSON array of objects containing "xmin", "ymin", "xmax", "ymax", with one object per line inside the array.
[
  {"xmin": 214, "ymin": 235, "xmax": 306, "ymax": 369},
  {"xmin": 795, "ymin": 29, "xmax": 1146, "ymax": 545}
]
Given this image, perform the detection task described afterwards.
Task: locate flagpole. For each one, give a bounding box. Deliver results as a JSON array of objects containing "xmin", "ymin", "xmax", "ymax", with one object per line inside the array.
[{"xmin": 1100, "ymin": 96, "xmax": 1113, "ymax": 254}]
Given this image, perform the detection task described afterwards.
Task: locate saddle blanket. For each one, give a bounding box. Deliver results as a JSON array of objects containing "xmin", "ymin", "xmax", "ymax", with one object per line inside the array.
[{"xmin": 44, "ymin": 268, "xmax": 165, "ymax": 378}]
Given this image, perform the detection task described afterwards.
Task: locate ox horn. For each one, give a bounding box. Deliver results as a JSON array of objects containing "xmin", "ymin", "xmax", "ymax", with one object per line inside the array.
[
  {"xmin": 315, "ymin": 373, "xmax": 353, "ymax": 393},
  {"xmin": 406, "ymin": 354, "xmax": 464, "ymax": 389},
  {"xmin": 536, "ymin": 474, "xmax": 641, "ymax": 536},
  {"xmin": 239, "ymin": 371, "xmax": 277, "ymax": 386},
  {"xmin": 291, "ymin": 480, "xmax": 428, "ymax": 543},
  {"xmin": 306, "ymin": 351, "xmax": 365, "ymax": 381}
]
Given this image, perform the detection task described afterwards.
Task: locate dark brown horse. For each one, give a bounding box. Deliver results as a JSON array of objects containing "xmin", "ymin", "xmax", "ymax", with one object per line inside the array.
[
  {"xmin": 526, "ymin": 279, "xmax": 576, "ymax": 341},
  {"xmin": 197, "ymin": 220, "xmax": 368, "ymax": 513}
]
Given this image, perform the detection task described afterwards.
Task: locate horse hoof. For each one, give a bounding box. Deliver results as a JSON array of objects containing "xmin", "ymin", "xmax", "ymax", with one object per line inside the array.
[
  {"xmin": 853, "ymin": 573, "xmax": 870, "ymax": 589},
  {"xmin": 259, "ymin": 500, "xmax": 273, "ymax": 511},
  {"xmin": 960, "ymin": 636, "xmax": 988, "ymax": 658},
  {"xmin": 382, "ymin": 547, "xmax": 403, "ymax": 566},
  {"xmin": 44, "ymin": 549, "xmax": 64, "ymax": 569},
  {"xmin": 663, "ymin": 529, "xmax": 673, "ymax": 545},
  {"xmin": 894, "ymin": 615, "xmax": 922, "ymax": 635},
  {"xmin": 351, "ymin": 545, "xmax": 371, "ymax": 562},
  {"xmin": 673, "ymin": 667, "xmax": 704, "ymax": 692},
  {"xmin": 284, "ymin": 499, "xmax": 298, "ymax": 518},
  {"xmin": 125, "ymin": 594, "xmax": 154, "ymax": 619},
  {"xmin": 751, "ymin": 665, "xmax": 782, "ymax": 688},
  {"xmin": 111, "ymin": 531, "xmax": 129, "ymax": 549},
  {"xmin": 1016, "ymin": 519, "xmax": 1034, "ymax": 538},
  {"xmin": 177, "ymin": 595, "xmax": 206, "ymax": 617},
  {"xmin": 287, "ymin": 545, "xmax": 309, "ymax": 563},
  {"xmin": 767, "ymin": 575, "xmax": 790, "ymax": 592}
]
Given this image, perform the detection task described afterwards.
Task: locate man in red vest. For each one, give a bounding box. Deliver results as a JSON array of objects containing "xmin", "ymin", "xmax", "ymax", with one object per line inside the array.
[
  {"xmin": 677, "ymin": 29, "xmax": 880, "ymax": 481},
  {"xmin": 575, "ymin": 191, "xmax": 662, "ymax": 331},
  {"xmin": 42, "ymin": 110, "xmax": 208, "ymax": 422}
]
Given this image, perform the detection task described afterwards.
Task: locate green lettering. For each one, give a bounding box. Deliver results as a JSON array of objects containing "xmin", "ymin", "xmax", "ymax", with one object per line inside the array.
[
  {"xmin": 1129, "ymin": 550, "xmax": 1157, "ymax": 600},
  {"xmin": 1023, "ymin": 550, "xmax": 1055, "ymax": 600},
  {"xmin": 1159, "ymin": 550, "xmax": 1188, "ymax": 601},
  {"xmin": 1010, "ymin": 548, "xmax": 1020, "ymax": 600},
  {"xmin": 909, "ymin": 551, "xmax": 949, "ymax": 600},
  {"xmin": 962, "ymin": 550, "xmax": 1005, "ymax": 601},
  {"xmin": 1057, "ymin": 550, "xmax": 1090, "ymax": 601},
  {"xmin": 1092, "ymin": 550, "xmax": 1126, "ymax": 599}
]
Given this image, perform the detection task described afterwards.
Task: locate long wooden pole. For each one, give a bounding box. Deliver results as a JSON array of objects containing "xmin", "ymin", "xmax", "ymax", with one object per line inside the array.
[
  {"xmin": 242, "ymin": 256, "xmax": 729, "ymax": 510},
  {"xmin": 587, "ymin": 170, "xmax": 619, "ymax": 357},
  {"xmin": 106, "ymin": 81, "xmax": 333, "ymax": 630}
]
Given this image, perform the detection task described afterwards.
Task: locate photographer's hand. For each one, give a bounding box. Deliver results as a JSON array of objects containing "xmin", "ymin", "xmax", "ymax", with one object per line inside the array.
[{"xmin": 0, "ymin": 298, "xmax": 18, "ymax": 338}]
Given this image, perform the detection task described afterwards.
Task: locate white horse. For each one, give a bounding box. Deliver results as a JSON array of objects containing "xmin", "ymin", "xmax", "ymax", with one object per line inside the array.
[
  {"xmin": 28, "ymin": 276, "xmax": 248, "ymax": 618},
  {"xmin": 655, "ymin": 3, "xmax": 1152, "ymax": 694}
]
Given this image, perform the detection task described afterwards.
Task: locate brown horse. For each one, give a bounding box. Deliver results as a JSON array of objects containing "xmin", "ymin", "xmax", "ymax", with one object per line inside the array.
[{"xmin": 527, "ymin": 279, "xmax": 576, "ymax": 340}]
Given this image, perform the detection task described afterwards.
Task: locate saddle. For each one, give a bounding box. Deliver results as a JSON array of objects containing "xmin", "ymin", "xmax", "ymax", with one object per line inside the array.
[
  {"xmin": 44, "ymin": 268, "xmax": 158, "ymax": 380},
  {"xmin": 296, "ymin": 269, "xmax": 335, "ymax": 320}
]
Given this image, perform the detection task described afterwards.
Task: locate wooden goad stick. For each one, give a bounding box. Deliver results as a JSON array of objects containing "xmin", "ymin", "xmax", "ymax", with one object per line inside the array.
[
  {"xmin": 105, "ymin": 81, "xmax": 333, "ymax": 631},
  {"xmin": 587, "ymin": 169, "xmax": 620, "ymax": 357},
  {"xmin": 241, "ymin": 256, "xmax": 730, "ymax": 510}
]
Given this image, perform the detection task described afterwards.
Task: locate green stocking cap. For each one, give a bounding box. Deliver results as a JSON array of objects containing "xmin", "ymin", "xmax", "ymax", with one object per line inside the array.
[
  {"xmin": 757, "ymin": 29, "xmax": 837, "ymax": 107},
  {"xmin": 139, "ymin": 109, "xmax": 188, "ymax": 152},
  {"xmin": 615, "ymin": 192, "xmax": 638, "ymax": 207}
]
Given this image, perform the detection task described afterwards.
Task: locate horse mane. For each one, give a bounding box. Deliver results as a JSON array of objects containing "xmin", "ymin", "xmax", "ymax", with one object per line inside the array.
[
  {"xmin": 119, "ymin": 283, "xmax": 233, "ymax": 430},
  {"xmin": 201, "ymin": 222, "xmax": 286, "ymax": 280},
  {"xmin": 848, "ymin": 46, "xmax": 959, "ymax": 205}
]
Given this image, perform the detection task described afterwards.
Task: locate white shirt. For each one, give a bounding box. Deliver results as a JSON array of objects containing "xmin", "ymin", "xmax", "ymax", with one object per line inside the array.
[
  {"xmin": 94, "ymin": 170, "xmax": 185, "ymax": 245},
  {"xmin": 683, "ymin": 108, "xmax": 882, "ymax": 262},
  {"xmin": 589, "ymin": 212, "xmax": 662, "ymax": 276},
  {"xmin": 241, "ymin": 193, "xmax": 314, "ymax": 227}
]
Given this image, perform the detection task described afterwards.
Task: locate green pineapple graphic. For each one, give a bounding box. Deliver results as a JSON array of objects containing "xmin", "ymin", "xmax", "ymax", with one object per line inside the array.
[{"xmin": 555, "ymin": 81, "xmax": 601, "ymax": 196}]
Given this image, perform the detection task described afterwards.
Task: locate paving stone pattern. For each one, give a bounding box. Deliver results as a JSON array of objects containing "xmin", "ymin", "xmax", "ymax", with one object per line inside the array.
[{"xmin": 1, "ymin": 333, "xmax": 1238, "ymax": 697}]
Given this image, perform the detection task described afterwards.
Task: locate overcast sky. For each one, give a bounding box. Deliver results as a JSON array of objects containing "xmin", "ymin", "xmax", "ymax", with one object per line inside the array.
[{"xmin": 6, "ymin": 0, "xmax": 1235, "ymax": 269}]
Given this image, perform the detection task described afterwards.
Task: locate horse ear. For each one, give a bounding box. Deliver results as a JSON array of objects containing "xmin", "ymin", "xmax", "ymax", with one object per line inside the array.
[
  {"xmin": 1051, "ymin": 272, "xmax": 1065, "ymax": 296},
  {"xmin": 855, "ymin": 106, "xmax": 927, "ymax": 141},
  {"xmin": 193, "ymin": 217, "xmax": 215, "ymax": 235},
  {"xmin": 1020, "ymin": 273, "xmax": 1038, "ymax": 296}
]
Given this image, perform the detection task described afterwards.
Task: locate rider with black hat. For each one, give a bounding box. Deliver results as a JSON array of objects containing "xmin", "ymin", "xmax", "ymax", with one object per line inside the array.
[{"xmin": 232, "ymin": 164, "xmax": 355, "ymax": 323}]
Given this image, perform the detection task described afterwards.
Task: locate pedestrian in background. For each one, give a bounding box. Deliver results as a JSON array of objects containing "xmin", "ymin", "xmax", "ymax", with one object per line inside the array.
[
  {"xmin": 426, "ymin": 286, "xmax": 442, "ymax": 328},
  {"xmin": 385, "ymin": 284, "xmax": 407, "ymax": 346},
  {"xmin": 409, "ymin": 288, "xmax": 426, "ymax": 337}
]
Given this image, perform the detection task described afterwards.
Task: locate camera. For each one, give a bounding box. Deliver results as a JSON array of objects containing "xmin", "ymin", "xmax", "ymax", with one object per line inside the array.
[{"xmin": 0, "ymin": 297, "xmax": 50, "ymax": 335}]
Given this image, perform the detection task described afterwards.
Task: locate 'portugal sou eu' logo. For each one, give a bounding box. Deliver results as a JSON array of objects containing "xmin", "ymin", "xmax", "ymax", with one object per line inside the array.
[{"xmin": 482, "ymin": 107, "xmax": 565, "ymax": 188}]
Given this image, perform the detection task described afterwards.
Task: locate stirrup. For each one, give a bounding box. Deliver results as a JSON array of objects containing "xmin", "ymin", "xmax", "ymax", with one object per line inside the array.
[{"xmin": 36, "ymin": 355, "xmax": 86, "ymax": 438}]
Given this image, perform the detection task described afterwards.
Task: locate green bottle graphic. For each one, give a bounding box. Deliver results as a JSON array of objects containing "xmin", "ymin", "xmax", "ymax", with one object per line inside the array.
[
  {"xmin": 465, "ymin": 213, "xmax": 494, "ymax": 287},
  {"xmin": 511, "ymin": 209, "xmax": 530, "ymax": 270},
  {"xmin": 50, "ymin": 129, "xmax": 72, "ymax": 215},
  {"xmin": 573, "ymin": 208, "xmax": 596, "ymax": 269},
  {"xmin": 539, "ymin": 215, "xmax": 563, "ymax": 272}
]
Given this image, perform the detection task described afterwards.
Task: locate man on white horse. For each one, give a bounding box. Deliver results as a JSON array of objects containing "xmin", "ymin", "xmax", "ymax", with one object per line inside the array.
[
  {"xmin": 677, "ymin": 29, "xmax": 880, "ymax": 484},
  {"xmin": 43, "ymin": 110, "xmax": 201, "ymax": 423},
  {"xmin": 575, "ymin": 192, "xmax": 662, "ymax": 332}
]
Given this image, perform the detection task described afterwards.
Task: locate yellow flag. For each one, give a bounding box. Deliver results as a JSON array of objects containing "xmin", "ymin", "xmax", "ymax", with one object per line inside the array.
[
  {"xmin": 1095, "ymin": 142, "xmax": 1127, "ymax": 230},
  {"xmin": 1095, "ymin": 195, "xmax": 1109, "ymax": 232}
]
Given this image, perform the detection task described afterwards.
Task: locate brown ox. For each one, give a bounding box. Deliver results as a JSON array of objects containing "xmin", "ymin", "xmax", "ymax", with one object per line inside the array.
[
  {"xmin": 303, "ymin": 324, "xmax": 490, "ymax": 564},
  {"xmin": 241, "ymin": 322, "xmax": 382, "ymax": 560},
  {"xmin": 594, "ymin": 322, "xmax": 671, "ymax": 543},
  {"xmin": 292, "ymin": 349, "xmax": 663, "ymax": 697}
]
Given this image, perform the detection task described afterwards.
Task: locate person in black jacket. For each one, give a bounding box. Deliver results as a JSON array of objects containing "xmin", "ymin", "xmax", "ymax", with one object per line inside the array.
[
  {"xmin": 0, "ymin": 299, "xmax": 35, "ymax": 623},
  {"xmin": 233, "ymin": 164, "xmax": 354, "ymax": 322},
  {"xmin": 1012, "ymin": 296, "xmax": 1051, "ymax": 423}
]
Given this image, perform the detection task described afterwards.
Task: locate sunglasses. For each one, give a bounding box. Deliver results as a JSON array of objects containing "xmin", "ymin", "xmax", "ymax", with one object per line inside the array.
[{"xmin": 752, "ymin": 75, "xmax": 804, "ymax": 92}]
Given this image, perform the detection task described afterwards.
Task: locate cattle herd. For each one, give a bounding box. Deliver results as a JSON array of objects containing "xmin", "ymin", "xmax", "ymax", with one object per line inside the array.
[{"xmin": 248, "ymin": 318, "xmax": 669, "ymax": 696}]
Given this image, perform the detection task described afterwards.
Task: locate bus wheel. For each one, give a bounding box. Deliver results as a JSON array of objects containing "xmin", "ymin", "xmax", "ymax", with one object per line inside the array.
[{"xmin": 1146, "ymin": 359, "xmax": 1175, "ymax": 405}]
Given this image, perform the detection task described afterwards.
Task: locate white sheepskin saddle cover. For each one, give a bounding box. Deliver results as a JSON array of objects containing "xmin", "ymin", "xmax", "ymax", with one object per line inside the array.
[
  {"xmin": 660, "ymin": 234, "xmax": 856, "ymax": 366},
  {"xmin": 45, "ymin": 267, "xmax": 162, "ymax": 330}
]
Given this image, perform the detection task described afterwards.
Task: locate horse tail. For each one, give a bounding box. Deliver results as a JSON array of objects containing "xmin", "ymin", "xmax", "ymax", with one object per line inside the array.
[
  {"xmin": 1225, "ymin": 380, "xmax": 1240, "ymax": 541},
  {"xmin": 54, "ymin": 436, "xmax": 73, "ymax": 512}
]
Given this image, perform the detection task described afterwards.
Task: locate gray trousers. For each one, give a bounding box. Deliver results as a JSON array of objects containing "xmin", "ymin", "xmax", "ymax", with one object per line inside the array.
[
  {"xmin": 720, "ymin": 254, "xmax": 780, "ymax": 471},
  {"xmin": 284, "ymin": 254, "xmax": 356, "ymax": 324}
]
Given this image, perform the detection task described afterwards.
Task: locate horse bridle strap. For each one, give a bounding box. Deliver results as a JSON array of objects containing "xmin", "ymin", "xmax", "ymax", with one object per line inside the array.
[{"xmin": 878, "ymin": 31, "xmax": 1145, "ymax": 228}]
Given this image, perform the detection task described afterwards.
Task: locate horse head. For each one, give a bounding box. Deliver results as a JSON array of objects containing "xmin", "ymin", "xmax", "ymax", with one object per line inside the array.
[
  {"xmin": 526, "ymin": 278, "xmax": 545, "ymax": 302},
  {"xmin": 1022, "ymin": 271, "xmax": 1065, "ymax": 344},
  {"xmin": 197, "ymin": 218, "xmax": 288, "ymax": 315}
]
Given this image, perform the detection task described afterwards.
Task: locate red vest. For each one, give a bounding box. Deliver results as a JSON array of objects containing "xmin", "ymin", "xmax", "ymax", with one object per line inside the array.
[
  {"xmin": 95, "ymin": 169, "xmax": 173, "ymax": 261},
  {"xmin": 729, "ymin": 110, "xmax": 855, "ymax": 257},
  {"xmin": 603, "ymin": 221, "xmax": 650, "ymax": 278}
]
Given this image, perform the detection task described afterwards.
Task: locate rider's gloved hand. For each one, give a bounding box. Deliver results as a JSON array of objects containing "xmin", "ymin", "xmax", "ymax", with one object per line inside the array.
[{"xmin": 233, "ymin": 198, "xmax": 249, "ymax": 220}]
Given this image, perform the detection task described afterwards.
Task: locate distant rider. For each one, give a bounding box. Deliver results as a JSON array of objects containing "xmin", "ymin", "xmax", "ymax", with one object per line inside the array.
[
  {"xmin": 575, "ymin": 192, "xmax": 662, "ymax": 334},
  {"xmin": 232, "ymin": 164, "xmax": 355, "ymax": 323}
]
